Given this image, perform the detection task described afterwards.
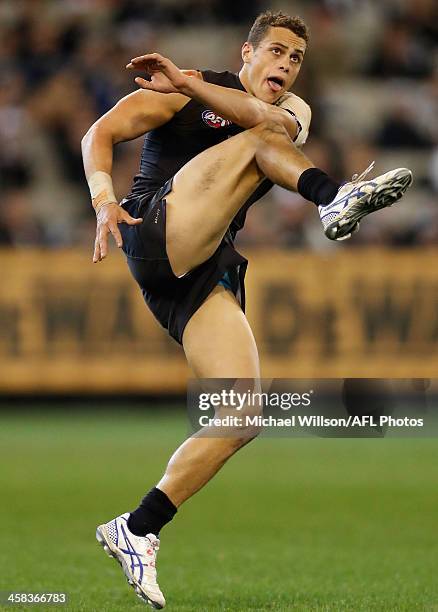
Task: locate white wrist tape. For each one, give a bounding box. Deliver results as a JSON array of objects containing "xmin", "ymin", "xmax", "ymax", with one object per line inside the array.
[{"xmin": 88, "ymin": 171, "xmax": 117, "ymax": 211}]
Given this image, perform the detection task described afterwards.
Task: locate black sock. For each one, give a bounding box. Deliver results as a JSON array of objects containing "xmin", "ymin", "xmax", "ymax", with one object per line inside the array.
[
  {"xmin": 127, "ymin": 487, "xmax": 177, "ymax": 537},
  {"xmin": 297, "ymin": 168, "xmax": 341, "ymax": 207}
]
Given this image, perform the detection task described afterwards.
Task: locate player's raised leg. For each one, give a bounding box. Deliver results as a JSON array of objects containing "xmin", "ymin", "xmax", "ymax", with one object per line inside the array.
[
  {"xmin": 164, "ymin": 118, "xmax": 412, "ymax": 277},
  {"xmin": 165, "ymin": 118, "xmax": 314, "ymax": 277}
]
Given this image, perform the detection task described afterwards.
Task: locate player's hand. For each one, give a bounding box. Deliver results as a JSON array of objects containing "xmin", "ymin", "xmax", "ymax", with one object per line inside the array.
[
  {"xmin": 126, "ymin": 53, "xmax": 189, "ymax": 94},
  {"xmin": 93, "ymin": 202, "xmax": 142, "ymax": 263}
]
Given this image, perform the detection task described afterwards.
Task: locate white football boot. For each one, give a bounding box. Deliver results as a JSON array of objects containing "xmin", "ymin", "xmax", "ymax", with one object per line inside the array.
[
  {"xmin": 96, "ymin": 513, "xmax": 165, "ymax": 609},
  {"xmin": 319, "ymin": 162, "xmax": 413, "ymax": 241}
]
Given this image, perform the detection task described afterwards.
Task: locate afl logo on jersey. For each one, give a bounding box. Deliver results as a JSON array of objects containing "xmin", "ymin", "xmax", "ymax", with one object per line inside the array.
[{"xmin": 202, "ymin": 110, "xmax": 232, "ymax": 129}]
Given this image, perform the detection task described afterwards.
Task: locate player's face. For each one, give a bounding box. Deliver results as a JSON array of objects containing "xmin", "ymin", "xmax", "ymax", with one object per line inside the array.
[{"xmin": 240, "ymin": 27, "xmax": 306, "ymax": 103}]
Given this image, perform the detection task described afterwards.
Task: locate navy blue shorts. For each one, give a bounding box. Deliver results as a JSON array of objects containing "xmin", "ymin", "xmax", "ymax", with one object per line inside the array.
[{"xmin": 119, "ymin": 178, "xmax": 248, "ymax": 344}]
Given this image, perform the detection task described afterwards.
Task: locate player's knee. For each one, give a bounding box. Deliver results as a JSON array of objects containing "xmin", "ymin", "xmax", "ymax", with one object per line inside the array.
[
  {"xmin": 227, "ymin": 404, "xmax": 263, "ymax": 448},
  {"xmin": 251, "ymin": 117, "xmax": 288, "ymax": 142},
  {"xmin": 229, "ymin": 426, "xmax": 261, "ymax": 451},
  {"xmin": 238, "ymin": 426, "xmax": 261, "ymax": 445}
]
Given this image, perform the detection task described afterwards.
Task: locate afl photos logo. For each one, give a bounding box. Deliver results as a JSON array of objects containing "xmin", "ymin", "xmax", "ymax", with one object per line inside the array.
[{"xmin": 202, "ymin": 110, "xmax": 232, "ymax": 129}]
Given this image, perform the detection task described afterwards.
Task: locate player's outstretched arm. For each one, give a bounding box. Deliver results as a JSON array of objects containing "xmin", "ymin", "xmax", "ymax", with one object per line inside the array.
[
  {"xmin": 81, "ymin": 89, "xmax": 187, "ymax": 262},
  {"xmin": 127, "ymin": 53, "xmax": 297, "ymax": 139}
]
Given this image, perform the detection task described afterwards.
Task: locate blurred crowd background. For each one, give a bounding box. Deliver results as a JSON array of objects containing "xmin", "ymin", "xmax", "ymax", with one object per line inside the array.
[{"xmin": 0, "ymin": 0, "xmax": 437, "ymax": 251}]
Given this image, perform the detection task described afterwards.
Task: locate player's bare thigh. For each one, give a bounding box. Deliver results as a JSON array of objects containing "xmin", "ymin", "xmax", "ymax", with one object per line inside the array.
[
  {"xmin": 183, "ymin": 286, "xmax": 262, "ymax": 442},
  {"xmin": 165, "ymin": 127, "xmax": 264, "ymax": 278},
  {"xmin": 182, "ymin": 285, "xmax": 260, "ymax": 379}
]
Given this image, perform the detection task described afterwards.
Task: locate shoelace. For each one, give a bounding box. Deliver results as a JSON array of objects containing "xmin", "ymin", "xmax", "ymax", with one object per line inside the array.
[
  {"xmin": 148, "ymin": 537, "xmax": 160, "ymax": 552},
  {"xmin": 144, "ymin": 537, "xmax": 160, "ymax": 573},
  {"xmin": 351, "ymin": 160, "xmax": 375, "ymax": 184},
  {"xmin": 142, "ymin": 541, "xmax": 159, "ymax": 582}
]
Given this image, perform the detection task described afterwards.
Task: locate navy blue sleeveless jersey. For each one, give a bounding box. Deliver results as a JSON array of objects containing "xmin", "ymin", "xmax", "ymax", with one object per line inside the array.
[{"xmin": 127, "ymin": 69, "xmax": 273, "ymax": 240}]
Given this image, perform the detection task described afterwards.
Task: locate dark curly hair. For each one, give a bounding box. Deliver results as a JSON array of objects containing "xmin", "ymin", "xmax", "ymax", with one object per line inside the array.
[{"xmin": 247, "ymin": 10, "xmax": 309, "ymax": 48}]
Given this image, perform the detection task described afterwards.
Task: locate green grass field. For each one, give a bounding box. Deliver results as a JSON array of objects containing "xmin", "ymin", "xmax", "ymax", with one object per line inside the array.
[{"xmin": 1, "ymin": 406, "xmax": 438, "ymax": 611}]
